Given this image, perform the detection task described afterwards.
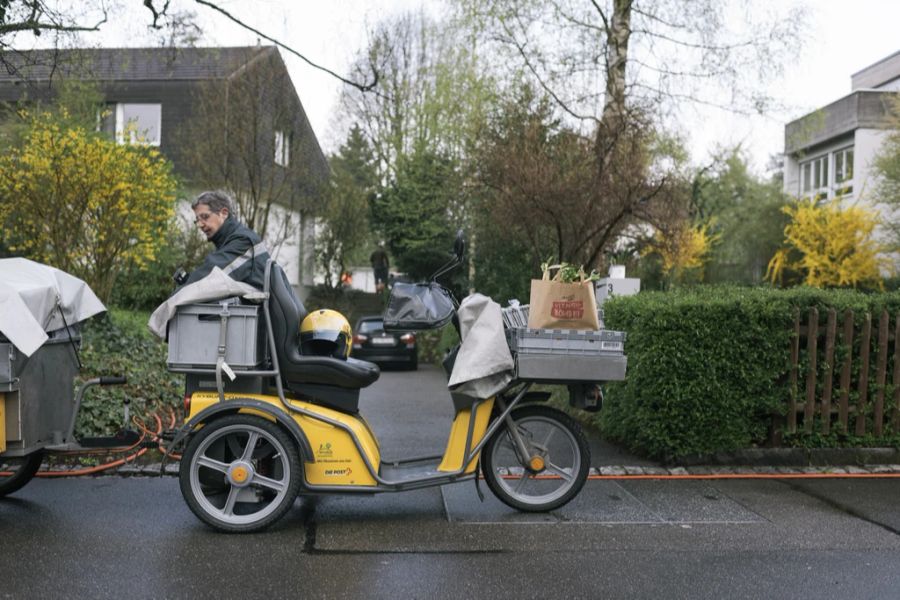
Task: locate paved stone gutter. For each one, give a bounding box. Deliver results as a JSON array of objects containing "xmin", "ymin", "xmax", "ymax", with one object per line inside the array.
[
  {"xmin": 36, "ymin": 461, "xmax": 900, "ymax": 477},
  {"xmin": 591, "ymin": 464, "xmax": 900, "ymax": 476},
  {"xmin": 673, "ymin": 448, "xmax": 900, "ymax": 468}
]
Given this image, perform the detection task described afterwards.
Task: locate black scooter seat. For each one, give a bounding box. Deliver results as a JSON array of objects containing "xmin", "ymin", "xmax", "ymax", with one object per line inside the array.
[{"xmin": 280, "ymin": 355, "xmax": 380, "ymax": 389}]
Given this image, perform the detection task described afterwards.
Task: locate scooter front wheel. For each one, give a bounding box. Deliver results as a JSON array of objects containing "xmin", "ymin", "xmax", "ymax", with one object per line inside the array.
[
  {"xmin": 179, "ymin": 415, "xmax": 302, "ymax": 533},
  {"xmin": 481, "ymin": 405, "xmax": 590, "ymax": 512}
]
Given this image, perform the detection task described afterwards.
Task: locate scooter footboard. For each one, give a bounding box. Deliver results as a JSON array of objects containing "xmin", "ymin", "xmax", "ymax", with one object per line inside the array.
[{"xmin": 437, "ymin": 397, "xmax": 495, "ymax": 474}]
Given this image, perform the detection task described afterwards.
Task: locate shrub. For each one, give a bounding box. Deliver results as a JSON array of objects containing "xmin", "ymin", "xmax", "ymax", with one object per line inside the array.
[
  {"xmin": 110, "ymin": 216, "xmax": 207, "ymax": 311},
  {"xmin": 599, "ymin": 286, "xmax": 900, "ymax": 459},
  {"xmin": 0, "ymin": 109, "xmax": 178, "ymax": 302},
  {"xmin": 76, "ymin": 309, "xmax": 182, "ymax": 438}
]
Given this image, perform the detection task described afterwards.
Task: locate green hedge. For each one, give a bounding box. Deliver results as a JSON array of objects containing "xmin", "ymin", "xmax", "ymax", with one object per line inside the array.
[
  {"xmin": 77, "ymin": 309, "xmax": 182, "ymax": 438},
  {"xmin": 599, "ymin": 286, "xmax": 900, "ymax": 460}
]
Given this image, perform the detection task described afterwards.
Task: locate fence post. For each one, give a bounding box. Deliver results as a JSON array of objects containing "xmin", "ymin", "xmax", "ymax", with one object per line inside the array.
[
  {"xmin": 893, "ymin": 313, "xmax": 900, "ymax": 432},
  {"xmin": 804, "ymin": 308, "xmax": 819, "ymax": 433},
  {"xmin": 856, "ymin": 313, "xmax": 872, "ymax": 436},
  {"xmin": 821, "ymin": 309, "xmax": 837, "ymax": 435},
  {"xmin": 874, "ymin": 310, "xmax": 889, "ymax": 436},
  {"xmin": 839, "ymin": 309, "xmax": 854, "ymax": 435},
  {"xmin": 788, "ymin": 309, "xmax": 800, "ymax": 434}
]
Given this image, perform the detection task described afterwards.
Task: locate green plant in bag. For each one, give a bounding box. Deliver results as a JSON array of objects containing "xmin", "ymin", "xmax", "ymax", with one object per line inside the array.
[{"xmin": 540, "ymin": 259, "xmax": 601, "ymax": 283}]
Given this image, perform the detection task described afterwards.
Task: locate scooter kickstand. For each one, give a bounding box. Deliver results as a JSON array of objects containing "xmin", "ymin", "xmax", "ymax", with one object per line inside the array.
[{"xmin": 473, "ymin": 461, "xmax": 485, "ymax": 502}]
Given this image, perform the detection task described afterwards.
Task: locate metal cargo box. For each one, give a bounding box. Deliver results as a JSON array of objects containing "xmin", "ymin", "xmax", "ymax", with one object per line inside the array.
[
  {"xmin": 1, "ymin": 336, "xmax": 80, "ymax": 455},
  {"xmin": 1, "ymin": 326, "xmax": 80, "ymax": 387},
  {"xmin": 167, "ymin": 300, "xmax": 265, "ymax": 371},
  {"xmin": 0, "ymin": 342, "xmax": 17, "ymax": 385}
]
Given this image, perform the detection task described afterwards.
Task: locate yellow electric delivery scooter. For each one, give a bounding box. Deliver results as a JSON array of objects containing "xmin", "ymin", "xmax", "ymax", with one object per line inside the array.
[{"xmin": 167, "ymin": 232, "xmax": 627, "ymax": 532}]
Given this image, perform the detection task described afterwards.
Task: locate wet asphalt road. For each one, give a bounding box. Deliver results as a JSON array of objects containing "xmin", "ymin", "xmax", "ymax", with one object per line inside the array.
[{"xmin": 3, "ymin": 366, "xmax": 900, "ymax": 599}]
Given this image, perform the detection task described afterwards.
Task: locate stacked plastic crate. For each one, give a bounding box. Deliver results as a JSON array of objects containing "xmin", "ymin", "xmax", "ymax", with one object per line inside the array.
[{"xmin": 501, "ymin": 304, "xmax": 627, "ymax": 383}]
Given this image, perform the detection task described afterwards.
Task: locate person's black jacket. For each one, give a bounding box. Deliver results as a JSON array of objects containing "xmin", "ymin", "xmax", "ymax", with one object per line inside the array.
[{"xmin": 185, "ymin": 215, "xmax": 269, "ymax": 290}]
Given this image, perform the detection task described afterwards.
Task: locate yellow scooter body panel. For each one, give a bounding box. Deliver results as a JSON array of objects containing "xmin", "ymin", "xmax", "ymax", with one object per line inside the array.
[
  {"xmin": 187, "ymin": 392, "xmax": 380, "ymax": 487},
  {"xmin": 437, "ymin": 398, "xmax": 495, "ymax": 473},
  {"xmin": 0, "ymin": 393, "xmax": 6, "ymax": 453}
]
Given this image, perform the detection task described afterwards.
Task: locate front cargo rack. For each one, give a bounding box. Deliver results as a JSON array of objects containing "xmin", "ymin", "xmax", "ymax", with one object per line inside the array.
[{"xmin": 504, "ymin": 327, "xmax": 627, "ymax": 383}]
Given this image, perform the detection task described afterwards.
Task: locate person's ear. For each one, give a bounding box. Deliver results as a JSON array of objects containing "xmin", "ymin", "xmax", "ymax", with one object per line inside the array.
[{"xmin": 220, "ymin": 207, "xmax": 229, "ymax": 218}]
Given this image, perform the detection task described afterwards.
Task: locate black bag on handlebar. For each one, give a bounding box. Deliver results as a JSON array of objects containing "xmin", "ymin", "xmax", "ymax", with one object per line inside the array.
[{"xmin": 383, "ymin": 282, "xmax": 456, "ymax": 331}]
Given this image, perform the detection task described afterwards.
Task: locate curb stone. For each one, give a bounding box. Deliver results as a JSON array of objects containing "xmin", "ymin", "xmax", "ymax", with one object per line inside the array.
[
  {"xmin": 35, "ymin": 462, "xmax": 900, "ymax": 478},
  {"xmin": 675, "ymin": 447, "xmax": 900, "ymax": 468}
]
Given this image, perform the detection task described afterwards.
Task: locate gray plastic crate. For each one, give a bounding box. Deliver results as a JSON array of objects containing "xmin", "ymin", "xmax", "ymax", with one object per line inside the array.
[
  {"xmin": 504, "ymin": 326, "xmax": 627, "ymax": 383},
  {"xmin": 505, "ymin": 328, "xmax": 625, "ymax": 355},
  {"xmin": 515, "ymin": 352, "xmax": 627, "ymax": 382},
  {"xmin": 167, "ymin": 300, "xmax": 265, "ymax": 371},
  {"xmin": 501, "ymin": 304, "xmax": 604, "ymax": 329}
]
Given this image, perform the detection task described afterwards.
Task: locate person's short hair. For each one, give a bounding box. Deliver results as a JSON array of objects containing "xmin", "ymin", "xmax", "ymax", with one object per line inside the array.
[{"xmin": 192, "ymin": 190, "xmax": 233, "ymax": 215}]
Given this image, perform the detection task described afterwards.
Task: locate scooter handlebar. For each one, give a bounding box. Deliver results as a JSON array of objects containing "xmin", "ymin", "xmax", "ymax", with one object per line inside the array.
[{"xmin": 99, "ymin": 376, "xmax": 127, "ymax": 386}]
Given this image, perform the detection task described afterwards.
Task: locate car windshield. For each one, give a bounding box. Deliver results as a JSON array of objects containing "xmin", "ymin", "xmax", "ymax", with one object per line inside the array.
[{"xmin": 358, "ymin": 320, "xmax": 384, "ymax": 334}]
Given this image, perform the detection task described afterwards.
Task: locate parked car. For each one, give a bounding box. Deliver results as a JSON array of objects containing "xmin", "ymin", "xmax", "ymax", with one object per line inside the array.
[{"xmin": 351, "ymin": 316, "xmax": 418, "ymax": 370}]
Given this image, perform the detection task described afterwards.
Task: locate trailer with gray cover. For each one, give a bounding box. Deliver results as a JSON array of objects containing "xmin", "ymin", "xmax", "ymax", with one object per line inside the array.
[{"xmin": 0, "ymin": 259, "xmax": 132, "ymax": 496}]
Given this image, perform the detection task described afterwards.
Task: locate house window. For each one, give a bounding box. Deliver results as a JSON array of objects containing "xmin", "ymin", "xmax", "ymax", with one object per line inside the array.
[
  {"xmin": 114, "ymin": 103, "xmax": 161, "ymax": 146},
  {"xmin": 800, "ymin": 154, "xmax": 828, "ymax": 199},
  {"xmin": 275, "ymin": 130, "xmax": 290, "ymax": 167},
  {"xmin": 833, "ymin": 146, "xmax": 854, "ymax": 196}
]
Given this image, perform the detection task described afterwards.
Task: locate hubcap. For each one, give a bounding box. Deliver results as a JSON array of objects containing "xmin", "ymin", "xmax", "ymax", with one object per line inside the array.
[
  {"xmin": 529, "ymin": 456, "xmax": 546, "ymax": 472},
  {"xmin": 227, "ymin": 462, "xmax": 254, "ymax": 487}
]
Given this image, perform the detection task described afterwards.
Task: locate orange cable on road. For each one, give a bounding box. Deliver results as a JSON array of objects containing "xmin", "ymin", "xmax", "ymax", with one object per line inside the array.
[
  {"xmin": 27, "ymin": 409, "xmax": 168, "ymax": 478},
  {"xmin": 586, "ymin": 472, "xmax": 900, "ymax": 480},
  {"xmin": 495, "ymin": 472, "xmax": 900, "ymax": 481},
  {"xmin": 34, "ymin": 447, "xmax": 149, "ymax": 477}
]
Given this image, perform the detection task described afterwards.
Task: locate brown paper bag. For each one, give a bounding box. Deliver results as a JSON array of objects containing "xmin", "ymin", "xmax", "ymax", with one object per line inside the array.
[{"xmin": 527, "ymin": 265, "xmax": 600, "ymax": 330}]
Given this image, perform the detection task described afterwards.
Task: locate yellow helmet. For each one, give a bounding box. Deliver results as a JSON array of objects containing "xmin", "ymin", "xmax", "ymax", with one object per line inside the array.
[{"xmin": 300, "ymin": 309, "xmax": 352, "ymax": 359}]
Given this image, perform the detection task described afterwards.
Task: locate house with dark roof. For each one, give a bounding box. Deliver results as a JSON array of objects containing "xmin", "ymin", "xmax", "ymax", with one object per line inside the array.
[
  {"xmin": 783, "ymin": 51, "xmax": 900, "ymax": 204},
  {"xmin": 0, "ymin": 46, "xmax": 327, "ymax": 294}
]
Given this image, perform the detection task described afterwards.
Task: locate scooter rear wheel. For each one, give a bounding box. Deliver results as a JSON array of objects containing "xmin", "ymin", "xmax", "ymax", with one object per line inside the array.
[
  {"xmin": 0, "ymin": 450, "xmax": 43, "ymax": 497},
  {"xmin": 179, "ymin": 415, "xmax": 302, "ymax": 533},
  {"xmin": 481, "ymin": 405, "xmax": 590, "ymax": 512}
]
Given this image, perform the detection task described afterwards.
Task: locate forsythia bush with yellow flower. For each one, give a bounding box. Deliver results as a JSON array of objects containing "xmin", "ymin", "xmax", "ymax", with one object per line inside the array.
[
  {"xmin": 0, "ymin": 110, "xmax": 178, "ymax": 301},
  {"xmin": 644, "ymin": 222, "xmax": 718, "ymax": 283},
  {"xmin": 767, "ymin": 198, "xmax": 888, "ymax": 289}
]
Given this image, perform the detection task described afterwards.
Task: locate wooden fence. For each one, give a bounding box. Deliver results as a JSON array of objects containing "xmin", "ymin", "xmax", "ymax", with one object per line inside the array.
[{"xmin": 783, "ymin": 307, "xmax": 900, "ymax": 437}]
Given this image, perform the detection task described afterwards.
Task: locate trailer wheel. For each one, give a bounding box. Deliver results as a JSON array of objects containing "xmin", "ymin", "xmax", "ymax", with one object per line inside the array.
[
  {"xmin": 179, "ymin": 415, "xmax": 302, "ymax": 533},
  {"xmin": 0, "ymin": 450, "xmax": 44, "ymax": 497},
  {"xmin": 481, "ymin": 405, "xmax": 590, "ymax": 512}
]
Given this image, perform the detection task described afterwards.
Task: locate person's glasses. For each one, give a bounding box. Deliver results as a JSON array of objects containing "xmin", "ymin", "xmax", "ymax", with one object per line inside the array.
[{"xmin": 194, "ymin": 212, "xmax": 217, "ymax": 225}]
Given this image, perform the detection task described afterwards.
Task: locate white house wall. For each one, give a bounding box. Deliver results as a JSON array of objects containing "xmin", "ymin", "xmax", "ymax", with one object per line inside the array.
[
  {"xmin": 783, "ymin": 134, "xmax": 853, "ymax": 199},
  {"xmin": 854, "ymin": 128, "xmax": 890, "ymax": 202},
  {"xmin": 783, "ymin": 154, "xmax": 800, "ymax": 198},
  {"xmin": 783, "ymin": 129, "xmax": 890, "ymax": 205},
  {"xmin": 261, "ymin": 202, "xmax": 310, "ymax": 295}
]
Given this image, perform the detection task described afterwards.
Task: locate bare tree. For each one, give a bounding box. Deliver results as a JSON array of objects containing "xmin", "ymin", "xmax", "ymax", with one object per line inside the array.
[
  {"xmin": 0, "ymin": 1, "xmax": 108, "ymax": 38},
  {"xmin": 474, "ymin": 89, "xmax": 682, "ymax": 269},
  {"xmin": 457, "ymin": 0, "xmax": 807, "ymax": 128},
  {"xmin": 454, "ymin": 0, "xmax": 806, "ymax": 275},
  {"xmin": 1, "ymin": 1, "xmax": 377, "ymax": 92},
  {"xmin": 341, "ymin": 10, "xmax": 496, "ymax": 180},
  {"xmin": 0, "ymin": 1, "xmax": 109, "ymax": 78}
]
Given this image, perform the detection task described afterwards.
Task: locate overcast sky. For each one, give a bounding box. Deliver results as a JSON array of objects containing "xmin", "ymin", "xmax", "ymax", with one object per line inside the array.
[{"xmin": 56, "ymin": 0, "xmax": 900, "ymax": 171}]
